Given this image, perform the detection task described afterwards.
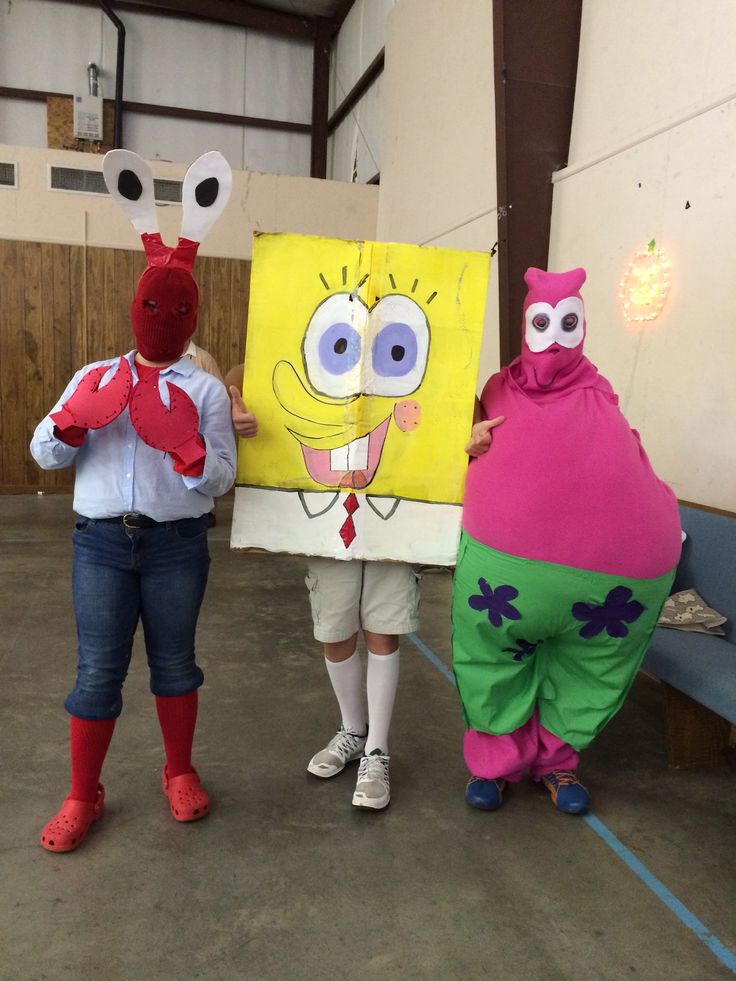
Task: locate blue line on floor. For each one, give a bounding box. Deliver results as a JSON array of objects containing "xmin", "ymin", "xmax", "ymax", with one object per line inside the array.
[
  {"xmin": 584, "ymin": 814, "xmax": 736, "ymax": 972},
  {"xmin": 406, "ymin": 632, "xmax": 456, "ymax": 685},
  {"xmin": 406, "ymin": 631, "xmax": 736, "ymax": 976}
]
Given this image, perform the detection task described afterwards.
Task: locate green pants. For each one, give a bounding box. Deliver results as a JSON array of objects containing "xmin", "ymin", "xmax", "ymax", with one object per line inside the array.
[{"xmin": 452, "ymin": 532, "xmax": 675, "ymax": 750}]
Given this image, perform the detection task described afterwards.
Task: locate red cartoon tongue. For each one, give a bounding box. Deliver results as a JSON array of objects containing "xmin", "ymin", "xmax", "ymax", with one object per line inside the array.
[{"xmin": 340, "ymin": 472, "xmax": 369, "ymax": 489}]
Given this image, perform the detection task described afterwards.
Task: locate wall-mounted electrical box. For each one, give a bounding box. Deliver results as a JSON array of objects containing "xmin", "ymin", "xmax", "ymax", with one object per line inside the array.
[{"xmin": 73, "ymin": 93, "xmax": 103, "ymax": 141}]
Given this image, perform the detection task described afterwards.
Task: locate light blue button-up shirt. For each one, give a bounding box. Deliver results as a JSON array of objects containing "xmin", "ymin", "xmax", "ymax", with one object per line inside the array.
[{"xmin": 30, "ymin": 352, "xmax": 236, "ymax": 521}]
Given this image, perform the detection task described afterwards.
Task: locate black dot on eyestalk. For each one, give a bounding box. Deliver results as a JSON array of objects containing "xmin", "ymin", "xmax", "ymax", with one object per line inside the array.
[
  {"xmin": 118, "ymin": 170, "xmax": 143, "ymax": 201},
  {"xmin": 195, "ymin": 178, "xmax": 219, "ymax": 207}
]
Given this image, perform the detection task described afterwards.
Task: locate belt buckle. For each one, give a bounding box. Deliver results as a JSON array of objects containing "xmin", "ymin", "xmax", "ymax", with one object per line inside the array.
[{"xmin": 123, "ymin": 512, "xmax": 143, "ymax": 529}]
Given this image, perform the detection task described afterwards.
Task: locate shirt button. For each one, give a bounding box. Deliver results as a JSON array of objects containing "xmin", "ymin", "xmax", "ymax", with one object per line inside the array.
[{"xmin": 126, "ymin": 473, "xmax": 131, "ymax": 478}]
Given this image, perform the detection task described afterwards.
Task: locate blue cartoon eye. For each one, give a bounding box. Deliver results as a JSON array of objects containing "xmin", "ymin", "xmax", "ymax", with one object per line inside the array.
[
  {"xmin": 371, "ymin": 323, "xmax": 418, "ymax": 377},
  {"xmin": 303, "ymin": 293, "xmax": 368, "ymax": 398},
  {"xmin": 318, "ymin": 322, "xmax": 362, "ymax": 375},
  {"xmin": 365, "ymin": 295, "xmax": 429, "ymax": 398}
]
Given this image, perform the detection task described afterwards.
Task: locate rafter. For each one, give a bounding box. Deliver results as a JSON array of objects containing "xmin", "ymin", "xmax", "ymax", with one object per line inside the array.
[{"xmin": 39, "ymin": 0, "xmax": 315, "ymax": 38}]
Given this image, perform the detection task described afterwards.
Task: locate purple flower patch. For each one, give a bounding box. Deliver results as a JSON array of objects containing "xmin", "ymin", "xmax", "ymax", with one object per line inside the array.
[
  {"xmin": 468, "ymin": 579, "xmax": 522, "ymax": 628},
  {"xmin": 572, "ymin": 585, "xmax": 645, "ymax": 639},
  {"xmin": 502, "ymin": 638, "xmax": 540, "ymax": 662}
]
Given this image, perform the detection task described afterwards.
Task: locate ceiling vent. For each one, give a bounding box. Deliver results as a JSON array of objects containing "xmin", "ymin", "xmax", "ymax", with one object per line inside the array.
[
  {"xmin": 0, "ymin": 161, "xmax": 18, "ymax": 187},
  {"xmin": 49, "ymin": 166, "xmax": 182, "ymax": 203}
]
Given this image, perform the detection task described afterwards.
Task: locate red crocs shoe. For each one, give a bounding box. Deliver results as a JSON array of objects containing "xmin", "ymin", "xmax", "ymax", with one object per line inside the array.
[
  {"xmin": 40, "ymin": 784, "xmax": 105, "ymax": 852},
  {"xmin": 162, "ymin": 766, "xmax": 210, "ymax": 822}
]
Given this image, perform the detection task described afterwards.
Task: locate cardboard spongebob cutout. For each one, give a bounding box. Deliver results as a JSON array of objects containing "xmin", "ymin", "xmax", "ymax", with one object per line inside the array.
[{"xmin": 231, "ymin": 233, "xmax": 489, "ymax": 564}]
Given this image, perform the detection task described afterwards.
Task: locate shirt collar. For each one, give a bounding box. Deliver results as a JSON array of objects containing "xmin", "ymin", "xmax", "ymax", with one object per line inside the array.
[{"xmin": 126, "ymin": 350, "xmax": 196, "ymax": 379}]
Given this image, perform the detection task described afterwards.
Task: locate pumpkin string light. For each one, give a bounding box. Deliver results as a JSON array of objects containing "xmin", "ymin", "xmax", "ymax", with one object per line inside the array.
[{"xmin": 620, "ymin": 240, "xmax": 671, "ymax": 322}]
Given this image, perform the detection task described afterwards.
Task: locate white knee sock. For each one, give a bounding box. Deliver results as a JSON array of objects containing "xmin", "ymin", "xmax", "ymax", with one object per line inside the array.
[
  {"xmin": 325, "ymin": 650, "xmax": 367, "ymax": 735},
  {"xmin": 365, "ymin": 649, "xmax": 399, "ymax": 755}
]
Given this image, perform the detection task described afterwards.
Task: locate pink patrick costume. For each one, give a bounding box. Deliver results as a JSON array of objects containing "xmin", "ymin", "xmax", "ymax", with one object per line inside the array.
[{"xmin": 452, "ymin": 267, "xmax": 681, "ymax": 813}]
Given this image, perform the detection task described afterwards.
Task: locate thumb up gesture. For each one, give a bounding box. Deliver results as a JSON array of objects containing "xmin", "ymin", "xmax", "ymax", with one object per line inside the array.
[
  {"xmin": 465, "ymin": 416, "xmax": 504, "ymax": 457},
  {"xmin": 229, "ymin": 386, "xmax": 259, "ymax": 439}
]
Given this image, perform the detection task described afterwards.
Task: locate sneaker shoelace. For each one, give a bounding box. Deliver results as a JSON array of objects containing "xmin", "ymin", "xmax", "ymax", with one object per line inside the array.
[
  {"xmin": 357, "ymin": 754, "xmax": 389, "ymax": 787},
  {"xmin": 327, "ymin": 727, "xmax": 364, "ymax": 758},
  {"xmin": 547, "ymin": 770, "xmax": 577, "ymax": 787}
]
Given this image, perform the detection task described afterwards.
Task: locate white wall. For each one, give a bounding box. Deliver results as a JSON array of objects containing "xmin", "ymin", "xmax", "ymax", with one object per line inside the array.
[
  {"xmin": 549, "ymin": 0, "xmax": 736, "ymax": 511},
  {"xmin": 328, "ymin": 0, "xmax": 395, "ymax": 182},
  {"xmin": 0, "ymin": 144, "xmax": 379, "ymax": 260},
  {"xmin": 0, "ymin": 0, "xmax": 312, "ymax": 175},
  {"xmin": 376, "ymin": 0, "xmax": 499, "ymax": 385}
]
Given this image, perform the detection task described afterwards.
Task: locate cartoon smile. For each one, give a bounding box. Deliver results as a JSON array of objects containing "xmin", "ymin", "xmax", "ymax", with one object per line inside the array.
[
  {"xmin": 273, "ymin": 356, "xmax": 393, "ymax": 482},
  {"xmin": 300, "ymin": 417, "xmax": 392, "ymax": 489}
]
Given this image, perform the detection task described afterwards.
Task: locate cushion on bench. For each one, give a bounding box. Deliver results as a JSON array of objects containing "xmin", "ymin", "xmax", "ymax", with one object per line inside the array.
[
  {"xmin": 670, "ymin": 506, "xmax": 736, "ymax": 641},
  {"xmin": 642, "ymin": 503, "xmax": 735, "ymax": 725},
  {"xmin": 645, "ymin": 628, "xmax": 736, "ymax": 724}
]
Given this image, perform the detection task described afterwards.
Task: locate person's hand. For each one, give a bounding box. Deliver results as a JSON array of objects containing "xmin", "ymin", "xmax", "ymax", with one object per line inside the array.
[
  {"xmin": 465, "ymin": 416, "xmax": 505, "ymax": 457},
  {"xmin": 229, "ymin": 386, "xmax": 258, "ymax": 438}
]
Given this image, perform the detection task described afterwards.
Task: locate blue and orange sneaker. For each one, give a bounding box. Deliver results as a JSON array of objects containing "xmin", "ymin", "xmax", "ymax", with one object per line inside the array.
[
  {"xmin": 465, "ymin": 777, "xmax": 506, "ymax": 811},
  {"xmin": 541, "ymin": 770, "xmax": 590, "ymax": 814}
]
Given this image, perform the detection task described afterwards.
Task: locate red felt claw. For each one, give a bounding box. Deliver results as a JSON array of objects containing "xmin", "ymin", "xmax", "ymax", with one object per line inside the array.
[
  {"xmin": 129, "ymin": 373, "xmax": 206, "ymax": 467},
  {"xmin": 51, "ymin": 357, "xmax": 133, "ymax": 431}
]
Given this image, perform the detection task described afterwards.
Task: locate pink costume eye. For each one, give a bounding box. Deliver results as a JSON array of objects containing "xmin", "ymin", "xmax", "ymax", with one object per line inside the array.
[
  {"xmin": 143, "ymin": 299, "xmax": 159, "ymax": 312},
  {"xmin": 562, "ymin": 313, "xmax": 578, "ymax": 331},
  {"xmin": 532, "ymin": 314, "xmax": 549, "ymax": 330},
  {"xmin": 176, "ymin": 302, "xmax": 192, "ymax": 316}
]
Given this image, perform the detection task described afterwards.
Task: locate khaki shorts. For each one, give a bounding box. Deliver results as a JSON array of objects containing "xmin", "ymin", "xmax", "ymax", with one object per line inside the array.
[{"xmin": 305, "ymin": 558, "xmax": 421, "ymax": 643}]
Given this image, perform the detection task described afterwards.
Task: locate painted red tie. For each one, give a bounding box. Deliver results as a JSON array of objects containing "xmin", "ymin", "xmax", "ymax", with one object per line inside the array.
[{"xmin": 339, "ymin": 492, "xmax": 359, "ymax": 548}]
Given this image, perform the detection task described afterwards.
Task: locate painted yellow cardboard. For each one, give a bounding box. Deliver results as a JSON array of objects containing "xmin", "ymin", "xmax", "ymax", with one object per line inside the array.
[{"xmin": 237, "ymin": 232, "xmax": 489, "ymax": 505}]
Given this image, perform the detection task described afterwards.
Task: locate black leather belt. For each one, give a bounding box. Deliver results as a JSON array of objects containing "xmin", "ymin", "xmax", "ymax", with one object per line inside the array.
[{"xmin": 96, "ymin": 512, "xmax": 164, "ymax": 529}]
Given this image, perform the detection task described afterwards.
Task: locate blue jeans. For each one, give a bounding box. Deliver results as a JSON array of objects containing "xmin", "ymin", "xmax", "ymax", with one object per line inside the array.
[{"xmin": 65, "ymin": 516, "xmax": 210, "ymax": 721}]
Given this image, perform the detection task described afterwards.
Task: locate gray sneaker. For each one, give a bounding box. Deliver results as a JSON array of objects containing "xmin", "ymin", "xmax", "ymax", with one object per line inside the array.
[
  {"xmin": 307, "ymin": 726, "xmax": 367, "ymax": 778},
  {"xmin": 352, "ymin": 750, "xmax": 390, "ymax": 810}
]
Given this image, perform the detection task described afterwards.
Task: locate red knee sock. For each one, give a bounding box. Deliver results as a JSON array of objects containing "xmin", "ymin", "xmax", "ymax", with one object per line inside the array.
[
  {"xmin": 155, "ymin": 691, "xmax": 198, "ymax": 778},
  {"xmin": 69, "ymin": 716, "xmax": 116, "ymax": 803}
]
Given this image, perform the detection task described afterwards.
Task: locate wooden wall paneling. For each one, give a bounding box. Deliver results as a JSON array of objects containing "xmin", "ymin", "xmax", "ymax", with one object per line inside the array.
[
  {"xmin": 23, "ymin": 242, "xmax": 47, "ymax": 486},
  {"xmin": 113, "ymin": 247, "xmax": 144, "ymax": 357},
  {"xmin": 194, "ymin": 254, "xmax": 216, "ymax": 366},
  {"xmin": 69, "ymin": 245, "xmax": 87, "ymax": 370},
  {"xmin": 229, "ymin": 259, "xmax": 251, "ymax": 376},
  {"xmin": 1, "ymin": 242, "xmax": 25, "ymax": 488},
  {"xmin": 85, "ymin": 246, "xmax": 135, "ymax": 361},
  {"xmin": 47, "ymin": 243, "xmax": 78, "ymax": 491},
  {"xmin": 90, "ymin": 246, "xmax": 111, "ymax": 361},
  {"xmin": 83, "ymin": 246, "xmax": 104, "ymax": 364},
  {"xmin": 210, "ymin": 255, "xmax": 235, "ymax": 375},
  {"xmin": 194, "ymin": 255, "xmax": 250, "ymax": 378},
  {"xmin": 102, "ymin": 246, "xmax": 124, "ymax": 360}
]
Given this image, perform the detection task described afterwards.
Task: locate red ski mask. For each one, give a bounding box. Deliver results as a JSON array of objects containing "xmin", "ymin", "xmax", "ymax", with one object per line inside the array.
[{"xmin": 131, "ymin": 234, "xmax": 200, "ymax": 363}]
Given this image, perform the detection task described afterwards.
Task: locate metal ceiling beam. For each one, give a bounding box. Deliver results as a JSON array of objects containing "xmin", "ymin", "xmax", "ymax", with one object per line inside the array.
[
  {"xmin": 327, "ymin": 49, "xmax": 384, "ymax": 134},
  {"xmin": 310, "ymin": 17, "xmax": 331, "ymax": 178},
  {"xmin": 39, "ymin": 0, "xmax": 315, "ymax": 38},
  {"xmin": 329, "ymin": 0, "xmax": 355, "ymax": 35}
]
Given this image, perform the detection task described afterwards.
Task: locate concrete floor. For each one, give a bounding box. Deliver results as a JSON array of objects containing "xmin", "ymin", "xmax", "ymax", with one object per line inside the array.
[{"xmin": 1, "ymin": 493, "xmax": 735, "ymax": 981}]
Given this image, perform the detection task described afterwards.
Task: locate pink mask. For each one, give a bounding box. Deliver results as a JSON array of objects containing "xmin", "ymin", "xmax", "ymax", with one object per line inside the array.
[{"xmin": 519, "ymin": 267, "xmax": 586, "ymax": 391}]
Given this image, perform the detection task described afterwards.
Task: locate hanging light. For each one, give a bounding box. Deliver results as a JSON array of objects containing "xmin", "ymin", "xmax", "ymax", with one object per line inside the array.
[{"xmin": 619, "ymin": 240, "xmax": 671, "ymax": 323}]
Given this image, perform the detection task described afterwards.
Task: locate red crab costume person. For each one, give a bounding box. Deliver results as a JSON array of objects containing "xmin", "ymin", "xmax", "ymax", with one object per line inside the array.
[
  {"xmin": 30, "ymin": 150, "xmax": 236, "ymax": 851},
  {"xmin": 453, "ymin": 267, "xmax": 681, "ymax": 814}
]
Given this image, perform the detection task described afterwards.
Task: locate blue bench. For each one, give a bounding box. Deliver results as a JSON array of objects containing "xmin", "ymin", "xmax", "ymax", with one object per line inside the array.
[{"xmin": 643, "ymin": 504, "xmax": 736, "ymax": 766}]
